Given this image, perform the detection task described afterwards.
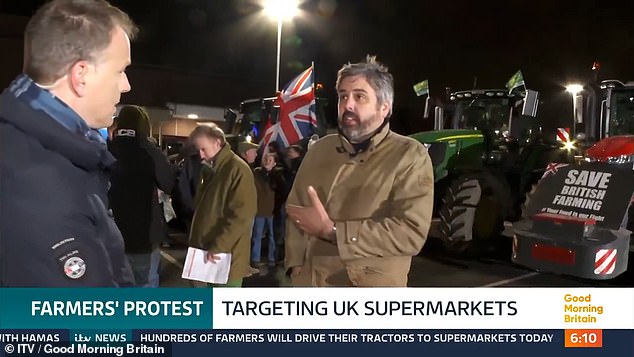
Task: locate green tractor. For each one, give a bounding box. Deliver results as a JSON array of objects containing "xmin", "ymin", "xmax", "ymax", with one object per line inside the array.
[{"xmin": 410, "ymin": 88, "xmax": 570, "ymax": 255}]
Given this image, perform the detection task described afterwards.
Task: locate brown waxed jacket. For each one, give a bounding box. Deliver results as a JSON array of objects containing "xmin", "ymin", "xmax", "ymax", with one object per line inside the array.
[
  {"xmin": 188, "ymin": 144, "xmax": 257, "ymax": 281},
  {"xmin": 284, "ymin": 124, "xmax": 434, "ymax": 286}
]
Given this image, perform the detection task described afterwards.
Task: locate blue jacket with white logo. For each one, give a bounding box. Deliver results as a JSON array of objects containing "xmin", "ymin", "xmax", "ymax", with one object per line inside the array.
[{"xmin": 0, "ymin": 92, "xmax": 134, "ymax": 287}]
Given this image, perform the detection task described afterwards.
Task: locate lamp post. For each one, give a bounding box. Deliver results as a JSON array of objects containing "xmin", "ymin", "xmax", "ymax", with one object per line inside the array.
[
  {"xmin": 275, "ymin": 16, "xmax": 282, "ymax": 92},
  {"xmin": 566, "ymin": 84, "xmax": 583, "ymax": 137},
  {"xmin": 263, "ymin": 0, "xmax": 299, "ymax": 92}
]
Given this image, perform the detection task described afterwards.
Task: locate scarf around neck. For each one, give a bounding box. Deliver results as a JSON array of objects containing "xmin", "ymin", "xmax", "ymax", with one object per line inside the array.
[{"xmin": 7, "ymin": 74, "xmax": 106, "ymax": 146}]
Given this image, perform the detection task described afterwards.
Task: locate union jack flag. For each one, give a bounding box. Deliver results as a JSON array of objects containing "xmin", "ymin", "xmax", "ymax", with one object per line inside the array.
[
  {"xmin": 542, "ymin": 162, "xmax": 569, "ymax": 179},
  {"xmin": 261, "ymin": 66, "xmax": 317, "ymax": 149}
]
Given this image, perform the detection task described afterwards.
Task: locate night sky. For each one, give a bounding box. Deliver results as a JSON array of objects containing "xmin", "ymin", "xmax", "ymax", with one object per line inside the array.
[{"xmin": 2, "ymin": 0, "xmax": 634, "ymax": 134}]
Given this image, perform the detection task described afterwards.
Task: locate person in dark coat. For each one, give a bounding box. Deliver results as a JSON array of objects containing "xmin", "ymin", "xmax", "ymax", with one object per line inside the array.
[
  {"xmin": 108, "ymin": 105, "xmax": 176, "ymax": 287},
  {"xmin": 0, "ymin": 0, "xmax": 137, "ymax": 287},
  {"xmin": 286, "ymin": 144, "xmax": 305, "ymax": 185},
  {"xmin": 274, "ymin": 144, "xmax": 304, "ymax": 261},
  {"xmin": 172, "ymin": 140, "xmax": 202, "ymax": 233}
]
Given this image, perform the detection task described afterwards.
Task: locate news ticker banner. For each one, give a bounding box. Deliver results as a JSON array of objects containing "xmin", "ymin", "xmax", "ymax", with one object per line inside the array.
[
  {"xmin": 0, "ymin": 287, "xmax": 632, "ymax": 330},
  {"xmin": 0, "ymin": 288, "xmax": 633, "ymax": 355},
  {"xmin": 1, "ymin": 330, "xmax": 633, "ymax": 356}
]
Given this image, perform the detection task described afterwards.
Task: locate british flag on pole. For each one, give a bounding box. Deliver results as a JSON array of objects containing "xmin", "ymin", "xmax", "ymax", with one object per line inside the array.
[{"xmin": 261, "ymin": 65, "xmax": 317, "ymax": 148}]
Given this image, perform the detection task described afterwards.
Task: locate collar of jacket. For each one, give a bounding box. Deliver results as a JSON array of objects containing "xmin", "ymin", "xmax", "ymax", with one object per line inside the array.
[
  {"xmin": 0, "ymin": 91, "xmax": 116, "ymax": 171},
  {"xmin": 338, "ymin": 122, "xmax": 391, "ymax": 156},
  {"xmin": 211, "ymin": 143, "xmax": 233, "ymax": 168}
]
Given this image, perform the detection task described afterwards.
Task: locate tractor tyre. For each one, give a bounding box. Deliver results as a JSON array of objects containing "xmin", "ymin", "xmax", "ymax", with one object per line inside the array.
[
  {"xmin": 521, "ymin": 183, "xmax": 539, "ymax": 218},
  {"xmin": 621, "ymin": 203, "xmax": 634, "ymax": 254},
  {"xmin": 439, "ymin": 175, "xmax": 504, "ymax": 257}
]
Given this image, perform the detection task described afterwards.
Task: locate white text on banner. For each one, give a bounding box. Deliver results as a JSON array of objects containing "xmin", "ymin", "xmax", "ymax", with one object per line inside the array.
[{"xmin": 212, "ymin": 288, "xmax": 634, "ymax": 330}]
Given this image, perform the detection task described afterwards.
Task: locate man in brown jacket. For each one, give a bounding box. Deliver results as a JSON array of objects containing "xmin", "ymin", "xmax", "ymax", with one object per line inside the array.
[
  {"xmin": 251, "ymin": 153, "xmax": 286, "ymax": 268},
  {"xmin": 285, "ymin": 56, "xmax": 434, "ymax": 287},
  {"xmin": 188, "ymin": 125, "xmax": 257, "ymax": 287}
]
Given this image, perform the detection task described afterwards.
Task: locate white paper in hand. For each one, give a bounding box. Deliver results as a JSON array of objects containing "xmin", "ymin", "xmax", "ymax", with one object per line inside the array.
[{"xmin": 181, "ymin": 247, "xmax": 231, "ymax": 284}]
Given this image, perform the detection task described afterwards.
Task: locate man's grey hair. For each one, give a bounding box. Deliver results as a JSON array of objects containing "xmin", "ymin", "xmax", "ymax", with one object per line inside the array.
[
  {"xmin": 189, "ymin": 124, "xmax": 226, "ymax": 146},
  {"xmin": 336, "ymin": 55, "xmax": 394, "ymax": 116}
]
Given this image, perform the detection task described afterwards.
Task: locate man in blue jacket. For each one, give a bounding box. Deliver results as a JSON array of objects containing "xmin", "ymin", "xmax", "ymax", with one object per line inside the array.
[{"xmin": 0, "ymin": 0, "xmax": 137, "ymax": 287}]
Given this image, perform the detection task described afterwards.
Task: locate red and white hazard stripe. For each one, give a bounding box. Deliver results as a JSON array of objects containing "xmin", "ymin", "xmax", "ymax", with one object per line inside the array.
[
  {"xmin": 512, "ymin": 236, "xmax": 518, "ymax": 259},
  {"xmin": 594, "ymin": 249, "xmax": 617, "ymax": 275},
  {"xmin": 556, "ymin": 127, "xmax": 570, "ymax": 142}
]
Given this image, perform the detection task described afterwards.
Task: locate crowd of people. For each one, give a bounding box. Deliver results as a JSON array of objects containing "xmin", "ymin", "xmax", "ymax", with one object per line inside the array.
[
  {"xmin": 103, "ymin": 105, "xmax": 307, "ymax": 287},
  {"xmin": 0, "ymin": 0, "xmax": 433, "ymax": 288}
]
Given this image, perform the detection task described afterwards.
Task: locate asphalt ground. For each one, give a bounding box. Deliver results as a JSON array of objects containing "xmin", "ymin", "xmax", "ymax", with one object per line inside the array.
[{"xmin": 158, "ymin": 221, "xmax": 633, "ymax": 288}]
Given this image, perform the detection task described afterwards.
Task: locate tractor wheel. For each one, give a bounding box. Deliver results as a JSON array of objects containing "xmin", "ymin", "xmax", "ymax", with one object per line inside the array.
[
  {"xmin": 621, "ymin": 203, "xmax": 634, "ymax": 253},
  {"xmin": 439, "ymin": 175, "xmax": 504, "ymax": 257},
  {"xmin": 520, "ymin": 183, "xmax": 539, "ymax": 218}
]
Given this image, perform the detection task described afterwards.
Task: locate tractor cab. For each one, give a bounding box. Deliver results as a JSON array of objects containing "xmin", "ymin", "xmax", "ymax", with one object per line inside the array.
[
  {"xmin": 574, "ymin": 80, "xmax": 634, "ymax": 147},
  {"xmin": 229, "ymin": 96, "xmax": 329, "ymax": 148},
  {"xmin": 603, "ymin": 82, "xmax": 634, "ymax": 138},
  {"xmin": 450, "ymin": 90, "xmax": 513, "ymax": 134},
  {"xmin": 447, "ymin": 89, "xmax": 538, "ymax": 165}
]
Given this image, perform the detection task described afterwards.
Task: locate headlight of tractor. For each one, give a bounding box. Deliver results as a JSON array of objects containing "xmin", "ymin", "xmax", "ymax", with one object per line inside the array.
[{"xmin": 560, "ymin": 140, "xmax": 576, "ymax": 151}]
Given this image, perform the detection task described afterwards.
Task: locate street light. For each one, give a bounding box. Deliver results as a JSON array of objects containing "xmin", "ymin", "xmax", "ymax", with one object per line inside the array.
[
  {"xmin": 263, "ymin": 0, "xmax": 299, "ymax": 92},
  {"xmin": 565, "ymin": 84, "xmax": 583, "ymax": 96},
  {"xmin": 566, "ymin": 83, "xmax": 584, "ymax": 137}
]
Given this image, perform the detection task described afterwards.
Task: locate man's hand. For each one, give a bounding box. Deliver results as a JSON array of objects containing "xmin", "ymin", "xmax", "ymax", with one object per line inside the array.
[
  {"xmin": 290, "ymin": 266, "xmax": 303, "ymax": 278},
  {"xmin": 286, "ymin": 186, "xmax": 335, "ymax": 240},
  {"xmin": 204, "ymin": 251, "xmax": 221, "ymax": 264}
]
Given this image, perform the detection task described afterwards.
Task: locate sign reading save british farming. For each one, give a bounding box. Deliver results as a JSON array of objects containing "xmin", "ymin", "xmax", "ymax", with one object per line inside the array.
[{"xmin": 524, "ymin": 162, "xmax": 634, "ymax": 229}]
